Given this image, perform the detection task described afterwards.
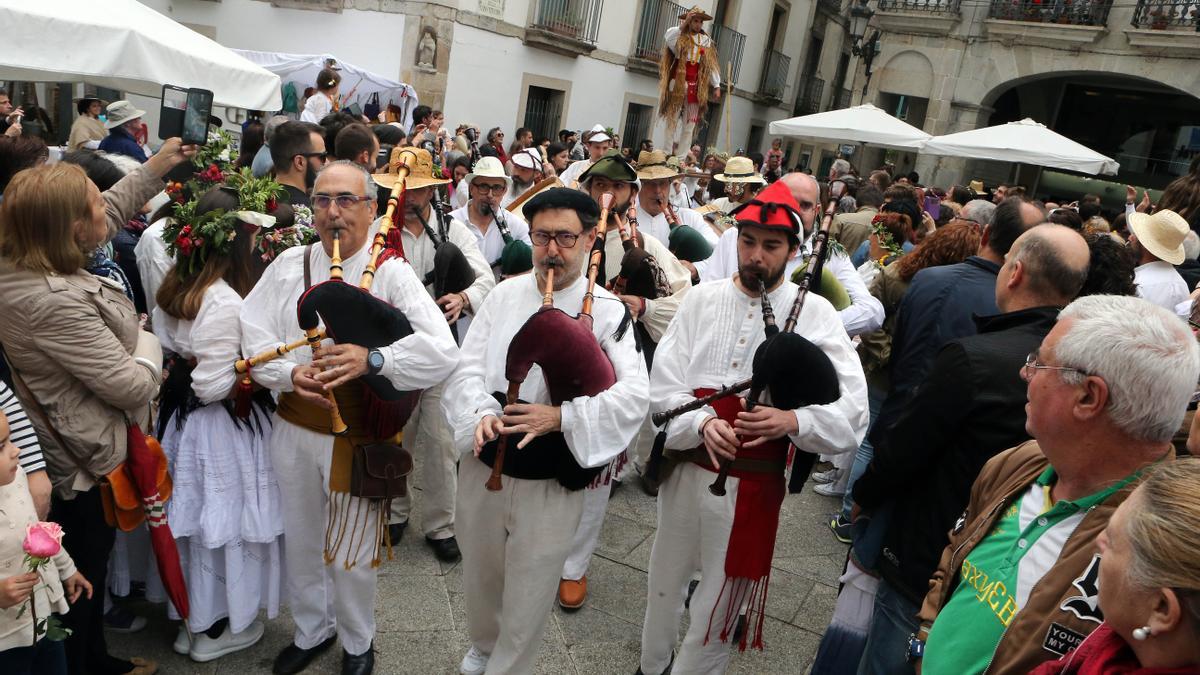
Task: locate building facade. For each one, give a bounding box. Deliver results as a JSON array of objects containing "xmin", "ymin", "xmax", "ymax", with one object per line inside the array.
[{"xmin": 849, "ymin": 0, "xmax": 1200, "ymax": 194}]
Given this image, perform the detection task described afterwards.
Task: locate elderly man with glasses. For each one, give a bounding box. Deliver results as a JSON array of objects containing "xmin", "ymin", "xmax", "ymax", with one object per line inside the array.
[
  {"xmin": 912, "ymin": 293, "xmax": 1199, "ymax": 674},
  {"xmin": 240, "ymin": 160, "xmax": 460, "ymax": 675},
  {"xmin": 443, "ymin": 187, "xmax": 648, "ymax": 675},
  {"xmin": 845, "ymin": 224, "xmax": 1091, "ymax": 675}
]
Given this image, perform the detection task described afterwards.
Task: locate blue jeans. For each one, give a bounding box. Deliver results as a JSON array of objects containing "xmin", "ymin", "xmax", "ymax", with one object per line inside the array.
[
  {"xmin": 857, "ymin": 580, "xmax": 919, "ymax": 675},
  {"xmin": 842, "ymin": 382, "xmax": 885, "ymax": 519},
  {"xmin": 0, "ymin": 637, "xmax": 68, "ymax": 675}
]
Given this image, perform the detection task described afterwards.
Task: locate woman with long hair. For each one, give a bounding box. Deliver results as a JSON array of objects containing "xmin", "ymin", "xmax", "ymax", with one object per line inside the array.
[
  {"xmin": 0, "ymin": 163, "xmax": 162, "ymax": 675},
  {"xmin": 153, "ymin": 177, "xmax": 293, "ymax": 662}
]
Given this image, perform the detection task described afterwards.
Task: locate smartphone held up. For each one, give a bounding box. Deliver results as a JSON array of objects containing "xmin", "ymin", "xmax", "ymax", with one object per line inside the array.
[{"xmin": 159, "ymin": 84, "xmax": 214, "ymax": 145}]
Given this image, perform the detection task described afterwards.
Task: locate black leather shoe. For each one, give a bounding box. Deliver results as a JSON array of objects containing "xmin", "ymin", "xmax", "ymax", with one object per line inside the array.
[
  {"xmin": 384, "ymin": 520, "xmax": 407, "ymax": 546},
  {"xmin": 273, "ymin": 636, "xmax": 336, "ymax": 675},
  {"xmin": 342, "ymin": 644, "xmax": 374, "ymax": 675},
  {"xmin": 426, "ymin": 536, "xmax": 462, "ymax": 563}
]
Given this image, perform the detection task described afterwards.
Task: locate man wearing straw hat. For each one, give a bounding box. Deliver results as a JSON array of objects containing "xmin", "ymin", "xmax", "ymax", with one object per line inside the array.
[
  {"xmin": 634, "ymin": 149, "xmax": 717, "ymax": 246},
  {"xmin": 448, "ymin": 156, "xmax": 532, "ymax": 280},
  {"xmin": 705, "ymin": 155, "xmax": 766, "ymax": 215},
  {"xmin": 659, "ymin": 5, "xmax": 722, "ymax": 155},
  {"xmin": 1127, "ymin": 208, "xmax": 1193, "ymax": 314},
  {"xmin": 240, "ymin": 160, "xmax": 459, "ymax": 675},
  {"xmin": 374, "ymin": 148, "xmax": 495, "ymax": 563}
]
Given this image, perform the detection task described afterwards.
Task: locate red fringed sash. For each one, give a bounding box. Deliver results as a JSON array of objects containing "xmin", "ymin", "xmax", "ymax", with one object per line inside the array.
[{"xmin": 691, "ymin": 388, "xmax": 788, "ymax": 651}]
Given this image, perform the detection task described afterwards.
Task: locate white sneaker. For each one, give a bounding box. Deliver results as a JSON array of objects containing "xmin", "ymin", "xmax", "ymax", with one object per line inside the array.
[
  {"xmin": 460, "ymin": 646, "xmax": 489, "ymax": 675},
  {"xmin": 188, "ymin": 620, "xmax": 265, "ymax": 663},
  {"xmin": 813, "ymin": 481, "xmax": 847, "ymax": 498},
  {"xmin": 811, "ymin": 468, "xmax": 841, "ymax": 484},
  {"xmin": 173, "ymin": 625, "xmax": 191, "ymax": 655}
]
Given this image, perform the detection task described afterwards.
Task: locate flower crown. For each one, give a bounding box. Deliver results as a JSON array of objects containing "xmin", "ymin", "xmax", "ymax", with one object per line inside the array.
[
  {"xmin": 870, "ymin": 212, "xmax": 909, "ymax": 265},
  {"xmin": 163, "ymin": 168, "xmax": 289, "ymax": 277}
]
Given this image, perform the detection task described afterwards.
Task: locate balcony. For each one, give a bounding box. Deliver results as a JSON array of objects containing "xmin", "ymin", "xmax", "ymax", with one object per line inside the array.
[
  {"xmin": 758, "ymin": 49, "xmax": 791, "ymax": 103},
  {"xmin": 818, "ymin": 0, "xmax": 843, "ymax": 13},
  {"xmin": 985, "ymin": 0, "xmax": 1111, "ymax": 47},
  {"xmin": 875, "ymin": 0, "xmax": 963, "ymax": 35},
  {"xmin": 710, "ymin": 23, "xmax": 747, "ymax": 86},
  {"xmin": 794, "ymin": 77, "xmax": 824, "ymax": 115},
  {"xmin": 1126, "ymin": 0, "xmax": 1200, "ymax": 53},
  {"xmin": 833, "ymin": 88, "xmax": 853, "ymax": 110},
  {"xmin": 629, "ymin": 0, "xmax": 686, "ymax": 75},
  {"xmin": 525, "ymin": 0, "xmax": 604, "ymax": 57}
]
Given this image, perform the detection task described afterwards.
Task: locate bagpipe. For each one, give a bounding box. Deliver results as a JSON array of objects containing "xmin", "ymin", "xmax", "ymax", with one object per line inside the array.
[
  {"xmin": 422, "ymin": 188, "xmax": 477, "ymax": 340},
  {"xmin": 233, "ymin": 150, "xmax": 424, "ymax": 439},
  {"xmin": 485, "ymin": 193, "xmax": 620, "ymax": 491},
  {"xmin": 645, "ymin": 182, "xmax": 849, "ymax": 494},
  {"xmin": 609, "ymin": 204, "xmax": 672, "ymax": 365},
  {"xmin": 664, "ymin": 200, "xmax": 714, "ymax": 263},
  {"xmin": 485, "ymin": 200, "xmax": 533, "ymax": 277}
]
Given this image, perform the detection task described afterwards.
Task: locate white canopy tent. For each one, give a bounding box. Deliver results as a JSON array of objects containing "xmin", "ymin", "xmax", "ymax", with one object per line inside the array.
[
  {"xmin": 0, "ymin": 0, "xmax": 281, "ymax": 110},
  {"xmin": 920, "ymin": 118, "xmax": 1120, "ymax": 175},
  {"xmin": 232, "ymin": 50, "xmax": 417, "ymax": 122},
  {"xmin": 768, "ymin": 103, "xmax": 932, "ymax": 150}
]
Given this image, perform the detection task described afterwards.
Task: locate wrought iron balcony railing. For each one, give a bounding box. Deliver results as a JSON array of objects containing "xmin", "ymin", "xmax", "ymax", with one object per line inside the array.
[
  {"xmin": 1130, "ymin": 0, "xmax": 1200, "ymax": 29},
  {"xmin": 633, "ymin": 0, "xmax": 686, "ymax": 60},
  {"xmin": 794, "ymin": 77, "xmax": 824, "ymax": 115},
  {"xmin": 710, "ymin": 23, "xmax": 746, "ymax": 85},
  {"xmin": 878, "ymin": 0, "xmax": 962, "ymax": 11},
  {"xmin": 758, "ymin": 49, "xmax": 791, "ymax": 101},
  {"xmin": 987, "ymin": 0, "xmax": 1112, "ymax": 25},
  {"xmin": 834, "ymin": 88, "xmax": 853, "ymax": 110},
  {"xmin": 531, "ymin": 0, "xmax": 605, "ymax": 45}
]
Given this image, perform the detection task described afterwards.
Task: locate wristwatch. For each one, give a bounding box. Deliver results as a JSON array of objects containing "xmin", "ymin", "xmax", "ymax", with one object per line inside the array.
[
  {"xmin": 906, "ymin": 632, "xmax": 926, "ymax": 663},
  {"xmin": 366, "ymin": 348, "xmax": 385, "ymax": 376}
]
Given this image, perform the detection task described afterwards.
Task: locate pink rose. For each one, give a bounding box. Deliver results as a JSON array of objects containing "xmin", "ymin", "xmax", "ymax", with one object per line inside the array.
[{"xmin": 23, "ymin": 521, "xmax": 64, "ymax": 559}]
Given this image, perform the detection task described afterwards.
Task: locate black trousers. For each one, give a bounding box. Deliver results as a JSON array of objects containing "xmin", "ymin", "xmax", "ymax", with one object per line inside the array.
[{"xmin": 49, "ymin": 487, "xmax": 129, "ymax": 675}]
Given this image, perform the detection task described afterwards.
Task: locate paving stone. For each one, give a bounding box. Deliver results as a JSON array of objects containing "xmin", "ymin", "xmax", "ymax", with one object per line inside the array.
[
  {"xmin": 376, "ymin": 574, "xmax": 453, "ymax": 632},
  {"xmin": 791, "ymin": 581, "xmax": 841, "ymax": 635}
]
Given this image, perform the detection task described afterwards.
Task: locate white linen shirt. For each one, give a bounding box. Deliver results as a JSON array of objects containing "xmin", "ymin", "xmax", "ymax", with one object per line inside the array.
[
  {"xmin": 153, "ymin": 280, "xmax": 242, "ymax": 405},
  {"xmin": 441, "ymin": 273, "xmax": 649, "ymax": 469},
  {"xmin": 635, "ymin": 200, "xmax": 719, "ymax": 247},
  {"xmin": 558, "ymin": 159, "xmax": 594, "ymax": 190},
  {"xmin": 650, "ymin": 279, "xmax": 868, "ymax": 458},
  {"xmin": 698, "ymin": 226, "xmax": 885, "ymax": 336},
  {"xmin": 588, "ymin": 229, "xmax": 692, "ymax": 343},
  {"xmin": 1134, "ymin": 260, "xmax": 1189, "ymax": 313},
  {"xmin": 393, "ymin": 213, "xmax": 496, "ymax": 312},
  {"xmin": 449, "ymin": 202, "xmax": 532, "ymax": 274},
  {"xmin": 239, "ymin": 223, "xmax": 460, "ymax": 394},
  {"xmin": 135, "ymin": 217, "xmax": 173, "ymax": 318}
]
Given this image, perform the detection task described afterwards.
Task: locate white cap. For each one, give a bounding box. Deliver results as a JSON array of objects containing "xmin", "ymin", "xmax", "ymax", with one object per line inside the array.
[
  {"xmin": 587, "ymin": 123, "xmax": 612, "ymax": 143},
  {"xmin": 511, "ymin": 148, "xmax": 543, "ymax": 171}
]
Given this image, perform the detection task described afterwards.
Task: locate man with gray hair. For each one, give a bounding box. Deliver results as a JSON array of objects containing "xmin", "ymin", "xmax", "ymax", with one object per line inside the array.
[
  {"xmin": 954, "ymin": 199, "xmax": 997, "ymax": 232},
  {"xmin": 252, "ymin": 114, "xmax": 292, "ymax": 177},
  {"xmin": 848, "ymin": 225, "xmax": 1090, "ymax": 674},
  {"xmin": 241, "ymin": 160, "xmax": 460, "ymax": 675},
  {"xmin": 912, "ymin": 294, "xmax": 1200, "ymax": 674},
  {"xmin": 829, "ymin": 157, "xmax": 852, "ymax": 182}
]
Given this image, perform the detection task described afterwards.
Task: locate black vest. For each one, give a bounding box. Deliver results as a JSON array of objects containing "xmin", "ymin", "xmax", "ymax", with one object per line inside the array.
[{"xmin": 477, "ymin": 392, "xmax": 603, "ymax": 491}]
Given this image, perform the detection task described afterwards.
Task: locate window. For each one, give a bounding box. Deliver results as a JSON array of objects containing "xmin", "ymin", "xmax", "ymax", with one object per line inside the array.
[
  {"xmin": 523, "ymin": 86, "xmax": 565, "ymax": 144},
  {"xmin": 747, "ymin": 124, "xmax": 765, "ymax": 155},
  {"xmin": 622, "ymin": 103, "xmax": 654, "ymax": 155}
]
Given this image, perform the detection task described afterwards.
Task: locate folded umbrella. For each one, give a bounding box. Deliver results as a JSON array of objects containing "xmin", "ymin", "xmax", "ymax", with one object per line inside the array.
[{"xmin": 123, "ymin": 424, "xmax": 189, "ymax": 622}]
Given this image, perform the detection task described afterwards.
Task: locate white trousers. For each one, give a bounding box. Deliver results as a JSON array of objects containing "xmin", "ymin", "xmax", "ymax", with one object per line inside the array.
[
  {"xmin": 561, "ymin": 480, "xmax": 612, "ymax": 581},
  {"xmin": 457, "ymin": 455, "xmax": 584, "ymax": 674},
  {"xmin": 270, "ymin": 418, "xmax": 380, "ymax": 656},
  {"xmin": 391, "ymin": 382, "xmax": 457, "ymax": 539},
  {"xmin": 640, "ymin": 462, "xmax": 741, "ymax": 675}
]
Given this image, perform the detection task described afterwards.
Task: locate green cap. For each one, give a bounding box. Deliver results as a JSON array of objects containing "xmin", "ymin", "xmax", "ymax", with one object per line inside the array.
[
  {"xmin": 579, "ymin": 149, "xmax": 638, "ymax": 184},
  {"xmin": 791, "ymin": 263, "xmax": 851, "ymax": 311},
  {"xmin": 668, "ymin": 225, "xmax": 714, "ymax": 262},
  {"xmin": 500, "ymin": 240, "xmax": 534, "ymax": 276}
]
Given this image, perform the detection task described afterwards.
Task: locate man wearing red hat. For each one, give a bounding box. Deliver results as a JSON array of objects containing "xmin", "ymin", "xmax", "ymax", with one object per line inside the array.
[{"xmin": 637, "ymin": 180, "xmax": 868, "ymax": 674}]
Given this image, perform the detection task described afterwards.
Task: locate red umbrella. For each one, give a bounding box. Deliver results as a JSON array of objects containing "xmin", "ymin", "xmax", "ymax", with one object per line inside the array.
[{"xmin": 125, "ymin": 424, "xmax": 189, "ymax": 621}]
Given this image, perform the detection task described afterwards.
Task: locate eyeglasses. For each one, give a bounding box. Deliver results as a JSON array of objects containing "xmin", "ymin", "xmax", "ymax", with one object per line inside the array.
[
  {"xmin": 1022, "ymin": 351, "xmax": 1086, "ymax": 380},
  {"xmin": 472, "ymin": 182, "xmax": 508, "ymax": 195},
  {"xmin": 953, "ymin": 216, "xmax": 984, "ymax": 227},
  {"xmin": 312, "ymin": 194, "xmax": 373, "ymax": 210},
  {"xmin": 530, "ymin": 230, "xmax": 581, "ymax": 248},
  {"xmin": 300, "ymin": 152, "xmax": 328, "ymax": 162}
]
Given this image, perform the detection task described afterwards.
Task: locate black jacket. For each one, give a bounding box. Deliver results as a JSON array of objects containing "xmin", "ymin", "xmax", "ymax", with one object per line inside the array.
[
  {"xmin": 1176, "ymin": 259, "xmax": 1200, "ymax": 292},
  {"xmin": 852, "ymin": 306, "xmax": 1060, "ymax": 604}
]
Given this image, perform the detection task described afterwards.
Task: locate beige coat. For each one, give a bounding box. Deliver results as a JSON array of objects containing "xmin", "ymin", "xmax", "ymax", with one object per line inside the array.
[
  {"xmin": 67, "ymin": 115, "xmax": 106, "ymax": 151},
  {"xmin": 0, "ymin": 467, "xmax": 77, "ymax": 650},
  {"xmin": 829, "ymin": 206, "xmax": 879, "ymax": 255},
  {"xmin": 0, "ymin": 260, "xmax": 161, "ymax": 499}
]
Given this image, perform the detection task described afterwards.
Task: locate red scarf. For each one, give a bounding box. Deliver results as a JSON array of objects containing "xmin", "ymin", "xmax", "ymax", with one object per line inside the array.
[
  {"xmin": 691, "ymin": 389, "xmax": 789, "ymax": 651},
  {"xmin": 1030, "ymin": 623, "xmax": 1199, "ymax": 675}
]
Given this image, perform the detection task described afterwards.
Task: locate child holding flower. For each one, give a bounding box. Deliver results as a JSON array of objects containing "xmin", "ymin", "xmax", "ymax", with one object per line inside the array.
[{"xmin": 0, "ymin": 410, "xmax": 92, "ymax": 674}]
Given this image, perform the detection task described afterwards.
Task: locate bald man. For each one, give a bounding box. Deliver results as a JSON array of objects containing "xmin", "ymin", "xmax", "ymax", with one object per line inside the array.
[{"xmin": 845, "ymin": 224, "xmax": 1090, "ymax": 674}]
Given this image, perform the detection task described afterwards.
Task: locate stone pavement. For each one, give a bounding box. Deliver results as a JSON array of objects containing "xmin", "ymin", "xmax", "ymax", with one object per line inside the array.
[{"xmin": 107, "ymin": 467, "xmax": 849, "ymax": 674}]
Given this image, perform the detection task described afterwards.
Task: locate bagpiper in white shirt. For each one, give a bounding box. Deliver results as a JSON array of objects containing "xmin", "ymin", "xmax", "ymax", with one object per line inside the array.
[
  {"xmin": 443, "ymin": 187, "xmax": 648, "ymax": 675},
  {"xmin": 240, "ymin": 161, "xmax": 459, "ymax": 670},
  {"xmin": 633, "ymin": 149, "xmax": 718, "ymax": 246},
  {"xmin": 639, "ymin": 180, "xmax": 867, "ymax": 675}
]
